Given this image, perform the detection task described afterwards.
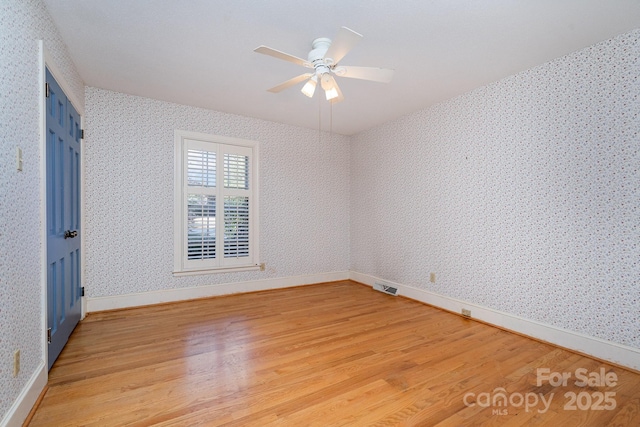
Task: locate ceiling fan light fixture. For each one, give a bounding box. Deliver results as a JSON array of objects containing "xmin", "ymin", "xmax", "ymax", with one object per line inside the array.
[
  {"xmin": 325, "ymin": 86, "xmax": 339, "ymax": 101},
  {"xmin": 320, "ymin": 73, "xmax": 339, "ymax": 100},
  {"xmin": 301, "ymin": 75, "xmax": 317, "ymax": 98},
  {"xmin": 320, "ymin": 73, "xmax": 333, "ymax": 91}
]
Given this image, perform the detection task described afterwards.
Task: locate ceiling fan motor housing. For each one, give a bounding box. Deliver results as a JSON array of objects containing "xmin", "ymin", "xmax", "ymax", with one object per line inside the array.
[{"xmin": 309, "ymin": 37, "xmax": 332, "ymax": 76}]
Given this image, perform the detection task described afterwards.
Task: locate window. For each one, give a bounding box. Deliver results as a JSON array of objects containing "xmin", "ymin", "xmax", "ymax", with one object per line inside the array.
[{"xmin": 174, "ymin": 130, "xmax": 258, "ymax": 274}]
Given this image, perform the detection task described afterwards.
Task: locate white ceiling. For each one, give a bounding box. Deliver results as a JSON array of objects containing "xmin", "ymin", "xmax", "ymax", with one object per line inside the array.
[{"xmin": 43, "ymin": 0, "xmax": 640, "ymax": 135}]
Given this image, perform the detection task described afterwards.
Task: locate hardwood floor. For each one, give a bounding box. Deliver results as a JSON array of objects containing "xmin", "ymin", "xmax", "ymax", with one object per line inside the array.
[{"xmin": 28, "ymin": 281, "xmax": 640, "ymax": 426}]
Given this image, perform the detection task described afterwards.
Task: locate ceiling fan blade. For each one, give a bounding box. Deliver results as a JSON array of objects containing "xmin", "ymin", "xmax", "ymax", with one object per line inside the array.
[
  {"xmin": 335, "ymin": 66, "xmax": 394, "ymax": 83},
  {"xmin": 324, "ymin": 27, "xmax": 362, "ymax": 65},
  {"xmin": 254, "ymin": 46, "xmax": 311, "ymax": 68},
  {"xmin": 267, "ymin": 73, "xmax": 314, "ymax": 93}
]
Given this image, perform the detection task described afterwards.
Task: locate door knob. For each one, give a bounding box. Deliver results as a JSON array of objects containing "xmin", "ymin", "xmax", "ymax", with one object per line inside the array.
[{"xmin": 64, "ymin": 230, "xmax": 78, "ymax": 239}]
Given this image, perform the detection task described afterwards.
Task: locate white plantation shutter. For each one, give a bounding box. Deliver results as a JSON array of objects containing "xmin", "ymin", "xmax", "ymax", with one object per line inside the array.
[
  {"xmin": 224, "ymin": 196, "xmax": 250, "ymax": 258},
  {"xmin": 187, "ymin": 194, "xmax": 216, "ymax": 260},
  {"xmin": 186, "ymin": 147, "xmax": 217, "ymax": 261},
  {"xmin": 223, "ymin": 152, "xmax": 250, "ymax": 259},
  {"xmin": 174, "ymin": 131, "xmax": 258, "ymax": 274},
  {"xmin": 188, "ymin": 149, "xmax": 216, "ymax": 187},
  {"xmin": 224, "ymin": 153, "xmax": 249, "ymax": 189}
]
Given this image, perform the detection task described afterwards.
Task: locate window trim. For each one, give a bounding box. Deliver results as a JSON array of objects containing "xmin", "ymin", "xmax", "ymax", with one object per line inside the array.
[{"xmin": 173, "ymin": 130, "xmax": 259, "ymax": 275}]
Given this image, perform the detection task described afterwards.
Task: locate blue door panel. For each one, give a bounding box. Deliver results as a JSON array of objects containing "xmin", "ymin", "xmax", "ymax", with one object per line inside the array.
[{"xmin": 46, "ymin": 68, "xmax": 82, "ymax": 370}]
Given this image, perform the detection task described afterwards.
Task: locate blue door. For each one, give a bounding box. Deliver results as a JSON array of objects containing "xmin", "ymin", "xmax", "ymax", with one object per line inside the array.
[{"xmin": 46, "ymin": 68, "xmax": 82, "ymax": 370}]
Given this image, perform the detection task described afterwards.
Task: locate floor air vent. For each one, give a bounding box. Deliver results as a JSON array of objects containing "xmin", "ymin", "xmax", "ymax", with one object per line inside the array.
[{"xmin": 373, "ymin": 282, "xmax": 399, "ymax": 296}]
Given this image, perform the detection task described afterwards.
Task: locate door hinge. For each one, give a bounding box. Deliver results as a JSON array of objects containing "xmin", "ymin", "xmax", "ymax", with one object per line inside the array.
[
  {"xmin": 45, "ymin": 82, "xmax": 50, "ymax": 98},
  {"xmin": 81, "ymin": 286, "xmax": 85, "ymax": 297},
  {"xmin": 47, "ymin": 328, "xmax": 52, "ymax": 344},
  {"xmin": 80, "ymin": 129, "xmax": 84, "ymax": 139}
]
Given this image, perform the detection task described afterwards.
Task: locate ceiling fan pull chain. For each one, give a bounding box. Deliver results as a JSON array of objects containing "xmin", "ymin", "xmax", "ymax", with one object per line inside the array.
[
  {"xmin": 330, "ymin": 101, "xmax": 333, "ymax": 144},
  {"xmin": 318, "ymin": 89, "xmax": 322, "ymax": 144}
]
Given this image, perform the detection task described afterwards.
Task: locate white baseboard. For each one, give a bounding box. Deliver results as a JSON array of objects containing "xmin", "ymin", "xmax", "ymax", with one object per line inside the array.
[
  {"xmin": 86, "ymin": 271, "xmax": 350, "ymax": 312},
  {"xmin": 350, "ymin": 271, "xmax": 640, "ymax": 371},
  {"xmin": 1, "ymin": 361, "xmax": 47, "ymax": 427}
]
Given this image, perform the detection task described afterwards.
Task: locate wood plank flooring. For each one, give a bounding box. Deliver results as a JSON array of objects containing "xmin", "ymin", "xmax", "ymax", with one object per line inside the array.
[{"xmin": 28, "ymin": 281, "xmax": 640, "ymax": 426}]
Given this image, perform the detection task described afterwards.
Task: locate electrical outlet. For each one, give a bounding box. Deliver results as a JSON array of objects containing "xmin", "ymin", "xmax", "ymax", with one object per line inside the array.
[
  {"xmin": 13, "ymin": 350, "xmax": 20, "ymax": 377},
  {"xmin": 429, "ymin": 272, "xmax": 436, "ymax": 283},
  {"xmin": 462, "ymin": 308, "xmax": 471, "ymax": 318}
]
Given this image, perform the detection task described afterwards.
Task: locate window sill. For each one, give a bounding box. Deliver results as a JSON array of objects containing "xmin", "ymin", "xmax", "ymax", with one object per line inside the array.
[{"xmin": 173, "ymin": 264, "xmax": 261, "ymax": 277}]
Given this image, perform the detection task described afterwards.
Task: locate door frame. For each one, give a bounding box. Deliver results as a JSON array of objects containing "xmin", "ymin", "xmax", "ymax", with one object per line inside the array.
[{"xmin": 39, "ymin": 42, "xmax": 86, "ymax": 371}]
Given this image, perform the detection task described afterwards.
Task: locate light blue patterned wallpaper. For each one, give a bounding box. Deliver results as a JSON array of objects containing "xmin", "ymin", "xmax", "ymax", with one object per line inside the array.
[
  {"xmin": 0, "ymin": 0, "xmax": 84, "ymax": 421},
  {"xmin": 351, "ymin": 29, "xmax": 640, "ymax": 349},
  {"xmin": 83, "ymin": 88, "xmax": 351, "ymax": 298}
]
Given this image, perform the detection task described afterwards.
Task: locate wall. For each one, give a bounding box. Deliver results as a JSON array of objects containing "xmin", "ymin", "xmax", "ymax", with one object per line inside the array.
[
  {"xmin": 351, "ymin": 29, "xmax": 640, "ymax": 350},
  {"xmin": 83, "ymin": 87, "xmax": 350, "ymax": 298},
  {"xmin": 0, "ymin": 0, "xmax": 84, "ymax": 423}
]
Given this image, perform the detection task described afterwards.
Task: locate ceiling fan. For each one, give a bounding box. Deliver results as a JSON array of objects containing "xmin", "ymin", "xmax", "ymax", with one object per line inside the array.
[{"xmin": 254, "ymin": 27, "xmax": 394, "ymax": 103}]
